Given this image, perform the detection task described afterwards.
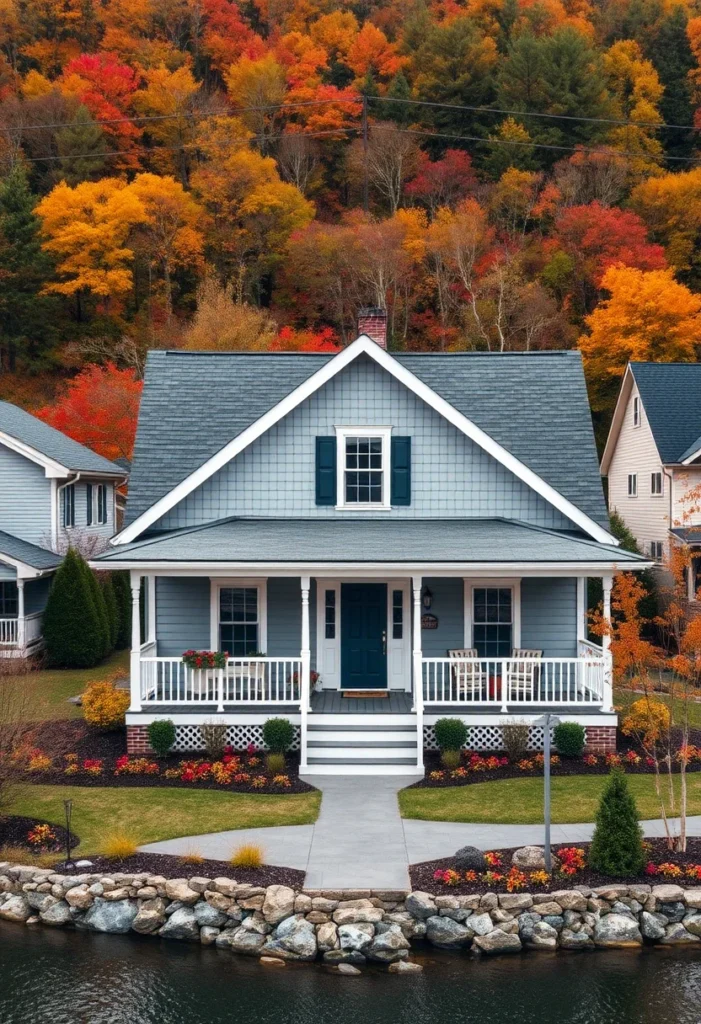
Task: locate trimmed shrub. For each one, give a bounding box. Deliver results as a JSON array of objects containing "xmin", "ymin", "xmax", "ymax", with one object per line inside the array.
[
  {"xmin": 622, "ymin": 698, "xmax": 671, "ymax": 746},
  {"xmin": 434, "ymin": 717, "xmax": 468, "ymax": 751},
  {"xmin": 148, "ymin": 719, "xmax": 176, "ymax": 758},
  {"xmin": 42, "ymin": 548, "xmax": 104, "ymax": 668},
  {"xmin": 440, "ymin": 749, "xmax": 461, "ymax": 769},
  {"xmin": 230, "ymin": 844, "xmax": 263, "ymax": 869},
  {"xmin": 82, "ymin": 678, "xmax": 130, "ymax": 730},
  {"xmin": 101, "ymin": 573, "xmax": 119, "ymax": 651},
  {"xmin": 263, "ymin": 717, "xmax": 295, "ymax": 753},
  {"xmin": 554, "ymin": 721, "xmax": 586, "ymax": 758},
  {"xmin": 588, "ymin": 769, "xmax": 645, "ymax": 877},
  {"xmin": 82, "ymin": 561, "xmax": 111, "ymax": 659},
  {"xmin": 200, "ymin": 719, "xmax": 227, "ymax": 760},
  {"xmin": 112, "ymin": 572, "xmax": 132, "ymax": 649},
  {"xmin": 265, "ymin": 751, "xmax": 286, "ymax": 774},
  {"xmin": 502, "ymin": 719, "xmax": 530, "ymax": 761}
]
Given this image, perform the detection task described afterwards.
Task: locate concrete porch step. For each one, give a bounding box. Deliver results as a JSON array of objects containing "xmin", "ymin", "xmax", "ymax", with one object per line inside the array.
[
  {"xmin": 308, "ymin": 729, "xmax": 417, "ymax": 744},
  {"xmin": 307, "ymin": 744, "xmax": 417, "ymax": 758}
]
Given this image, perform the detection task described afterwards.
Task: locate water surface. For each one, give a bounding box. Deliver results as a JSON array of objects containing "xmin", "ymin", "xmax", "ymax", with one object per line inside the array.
[{"xmin": 2, "ymin": 922, "xmax": 701, "ymax": 1024}]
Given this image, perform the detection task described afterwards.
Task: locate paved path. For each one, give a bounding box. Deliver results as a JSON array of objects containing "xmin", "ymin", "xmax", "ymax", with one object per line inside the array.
[{"xmin": 139, "ymin": 781, "xmax": 701, "ymax": 889}]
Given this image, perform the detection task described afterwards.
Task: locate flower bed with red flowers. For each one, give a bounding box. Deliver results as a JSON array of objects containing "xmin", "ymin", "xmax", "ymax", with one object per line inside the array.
[
  {"xmin": 410, "ymin": 837, "xmax": 701, "ymax": 894},
  {"xmin": 0, "ymin": 815, "xmax": 78, "ymax": 854},
  {"xmin": 414, "ymin": 740, "xmax": 701, "ymax": 789}
]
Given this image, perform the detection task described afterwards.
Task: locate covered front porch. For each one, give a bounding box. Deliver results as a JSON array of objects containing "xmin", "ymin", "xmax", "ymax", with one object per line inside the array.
[{"xmin": 0, "ymin": 532, "xmax": 61, "ymax": 657}]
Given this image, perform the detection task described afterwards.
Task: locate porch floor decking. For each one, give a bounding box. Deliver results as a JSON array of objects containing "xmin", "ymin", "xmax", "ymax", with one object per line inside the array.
[{"xmin": 311, "ymin": 690, "xmax": 414, "ymax": 714}]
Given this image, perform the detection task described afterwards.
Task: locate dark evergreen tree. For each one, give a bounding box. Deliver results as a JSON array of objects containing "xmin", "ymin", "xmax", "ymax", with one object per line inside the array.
[
  {"xmin": 112, "ymin": 571, "xmax": 132, "ymax": 650},
  {"xmin": 0, "ymin": 165, "xmax": 57, "ymax": 371},
  {"xmin": 375, "ymin": 73, "xmax": 418, "ymax": 126},
  {"xmin": 588, "ymin": 769, "xmax": 645, "ymax": 877},
  {"xmin": 648, "ymin": 7, "xmax": 695, "ymax": 159},
  {"xmin": 81, "ymin": 558, "xmax": 111, "ymax": 659},
  {"xmin": 42, "ymin": 548, "xmax": 104, "ymax": 668},
  {"xmin": 101, "ymin": 572, "xmax": 119, "ymax": 651},
  {"xmin": 52, "ymin": 105, "xmax": 107, "ymax": 186}
]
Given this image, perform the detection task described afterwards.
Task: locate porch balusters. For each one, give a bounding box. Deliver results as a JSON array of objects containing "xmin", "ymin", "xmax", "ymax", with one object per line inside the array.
[
  {"xmin": 412, "ymin": 575, "xmax": 424, "ymax": 773},
  {"xmin": 300, "ymin": 576, "xmax": 311, "ymax": 772},
  {"xmin": 129, "ymin": 571, "xmax": 142, "ymax": 712},
  {"xmin": 602, "ymin": 574, "xmax": 614, "ymax": 712},
  {"xmin": 16, "ymin": 579, "xmax": 25, "ymax": 653}
]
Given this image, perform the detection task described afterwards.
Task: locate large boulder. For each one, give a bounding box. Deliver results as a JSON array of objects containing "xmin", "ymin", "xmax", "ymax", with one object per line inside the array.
[
  {"xmin": 164, "ymin": 880, "xmax": 200, "ymax": 906},
  {"xmin": 338, "ymin": 923, "xmax": 375, "ymax": 952},
  {"xmin": 132, "ymin": 899, "xmax": 167, "ymax": 935},
  {"xmin": 560, "ymin": 928, "xmax": 594, "ymax": 950},
  {"xmin": 454, "ymin": 846, "xmax": 486, "ymax": 872},
  {"xmin": 640, "ymin": 911, "xmax": 667, "ymax": 941},
  {"xmin": 511, "ymin": 846, "xmax": 553, "ymax": 871},
  {"xmin": 160, "ymin": 907, "xmax": 200, "ymax": 941},
  {"xmin": 468, "ymin": 912, "xmax": 493, "ymax": 936},
  {"xmin": 316, "ymin": 922, "xmax": 339, "ymax": 952},
  {"xmin": 526, "ymin": 920, "xmax": 558, "ymax": 950},
  {"xmin": 333, "ymin": 907, "xmax": 384, "ymax": 925},
  {"xmin": 26, "ymin": 892, "xmax": 59, "ymax": 914},
  {"xmin": 194, "ymin": 901, "xmax": 228, "ymax": 929},
  {"xmin": 660, "ymin": 923, "xmax": 700, "ymax": 945},
  {"xmin": 224, "ymin": 927, "xmax": 267, "ymax": 955},
  {"xmin": 425, "ymin": 915, "xmax": 473, "ymax": 948},
  {"xmin": 262, "ymin": 885, "xmax": 295, "ymax": 926},
  {"xmin": 658, "ymin": 902, "xmax": 687, "ymax": 924},
  {"xmin": 64, "ymin": 886, "xmax": 94, "ymax": 911},
  {"xmin": 366, "ymin": 924, "xmax": 410, "ymax": 963},
  {"xmin": 264, "ymin": 917, "xmax": 317, "ymax": 961},
  {"xmin": 405, "ymin": 891, "xmax": 436, "ymax": 920},
  {"xmin": 40, "ymin": 901, "xmax": 72, "ymax": 927},
  {"xmin": 684, "ymin": 911, "xmax": 701, "ymax": 936},
  {"xmin": 593, "ymin": 914, "xmax": 642, "ymax": 948},
  {"xmin": 83, "ymin": 897, "xmax": 139, "ymax": 934},
  {"xmin": 0, "ymin": 895, "xmax": 31, "ymax": 923},
  {"xmin": 473, "ymin": 929, "xmax": 522, "ymax": 954}
]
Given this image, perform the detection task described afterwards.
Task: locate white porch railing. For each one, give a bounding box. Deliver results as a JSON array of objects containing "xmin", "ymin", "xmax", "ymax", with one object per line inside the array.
[
  {"xmin": 140, "ymin": 656, "xmax": 303, "ymax": 708},
  {"xmin": 0, "ymin": 618, "xmax": 18, "ymax": 645},
  {"xmin": 422, "ymin": 656, "xmax": 605, "ymax": 709},
  {"xmin": 24, "ymin": 612, "xmax": 43, "ymax": 647}
]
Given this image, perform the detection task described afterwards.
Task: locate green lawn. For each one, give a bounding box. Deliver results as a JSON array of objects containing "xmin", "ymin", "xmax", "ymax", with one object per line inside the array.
[
  {"xmin": 614, "ymin": 686, "xmax": 701, "ymax": 728},
  {"xmin": 5, "ymin": 784, "xmax": 321, "ymax": 855},
  {"xmin": 16, "ymin": 651, "xmax": 130, "ymax": 721},
  {"xmin": 399, "ymin": 773, "xmax": 701, "ymax": 825}
]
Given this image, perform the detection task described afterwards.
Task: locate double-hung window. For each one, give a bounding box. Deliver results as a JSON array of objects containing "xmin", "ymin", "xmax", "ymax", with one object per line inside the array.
[
  {"xmin": 633, "ymin": 396, "xmax": 640, "ymax": 427},
  {"xmin": 62, "ymin": 483, "xmax": 75, "ymax": 528},
  {"xmin": 219, "ymin": 587, "xmax": 260, "ymax": 657},
  {"xmin": 336, "ymin": 427, "xmax": 391, "ymax": 509},
  {"xmin": 649, "ymin": 541, "xmax": 663, "ymax": 561},
  {"xmin": 627, "ymin": 473, "xmax": 637, "ymax": 498},
  {"xmin": 651, "ymin": 472, "xmax": 663, "ymax": 497},
  {"xmin": 87, "ymin": 483, "xmax": 109, "ymax": 526},
  {"xmin": 96, "ymin": 484, "xmax": 108, "ymax": 524},
  {"xmin": 0, "ymin": 581, "xmax": 18, "ymax": 617},
  {"xmin": 473, "ymin": 587, "xmax": 513, "ymax": 658}
]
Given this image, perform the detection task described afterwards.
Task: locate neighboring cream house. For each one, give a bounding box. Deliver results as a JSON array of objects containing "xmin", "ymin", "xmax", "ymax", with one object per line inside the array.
[{"xmin": 601, "ymin": 362, "xmax": 701, "ymax": 595}]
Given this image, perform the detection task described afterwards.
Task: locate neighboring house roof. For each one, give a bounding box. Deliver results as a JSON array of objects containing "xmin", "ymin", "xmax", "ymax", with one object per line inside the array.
[
  {"xmin": 0, "ymin": 401, "xmax": 125, "ymax": 476},
  {"xmin": 99, "ymin": 517, "xmax": 643, "ymax": 567},
  {"xmin": 670, "ymin": 527, "xmax": 701, "ymax": 546},
  {"xmin": 0, "ymin": 529, "xmax": 62, "ymax": 572},
  {"xmin": 119, "ymin": 343, "xmax": 609, "ymax": 541}
]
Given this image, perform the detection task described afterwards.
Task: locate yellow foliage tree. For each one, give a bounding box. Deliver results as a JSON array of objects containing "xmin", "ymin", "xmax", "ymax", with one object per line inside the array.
[
  {"xmin": 603, "ymin": 40, "xmax": 664, "ymax": 182},
  {"xmin": 631, "ymin": 167, "xmax": 701, "ymax": 274},
  {"xmin": 579, "ymin": 265, "xmax": 701, "ymax": 414},
  {"xmin": 36, "ymin": 178, "xmax": 145, "ymax": 301},
  {"xmin": 225, "ymin": 54, "xmax": 288, "ymax": 149},
  {"xmin": 132, "ymin": 63, "xmax": 200, "ymax": 182}
]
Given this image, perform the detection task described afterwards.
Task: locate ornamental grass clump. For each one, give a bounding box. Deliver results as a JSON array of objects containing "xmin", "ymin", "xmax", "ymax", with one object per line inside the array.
[
  {"xmin": 588, "ymin": 768, "xmax": 645, "ymax": 877},
  {"xmin": 103, "ymin": 834, "xmax": 138, "ymax": 860},
  {"xmin": 265, "ymin": 751, "xmax": 286, "ymax": 774},
  {"xmin": 230, "ymin": 844, "xmax": 264, "ymax": 869}
]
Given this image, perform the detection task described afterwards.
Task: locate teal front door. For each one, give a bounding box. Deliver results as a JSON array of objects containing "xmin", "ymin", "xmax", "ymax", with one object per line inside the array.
[{"xmin": 341, "ymin": 583, "xmax": 387, "ymax": 689}]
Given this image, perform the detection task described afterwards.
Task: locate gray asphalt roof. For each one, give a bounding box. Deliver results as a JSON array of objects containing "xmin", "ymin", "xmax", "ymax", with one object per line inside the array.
[
  {"xmin": 670, "ymin": 527, "xmax": 701, "ymax": 545},
  {"xmin": 125, "ymin": 349, "xmax": 608, "ymax": 529},
  {"xmin": 99, "ymin": 517, "xmax": 645, "ymax": 565},
  {"xmin": 631, "ymin": 363, "xmax": 701, "ymax": 464},
  {"xmin": 0, "ymin": 401, "xmax": 125, "ymax": 475},
  {"xmin": 0, "ymin": 530, "xmax": 62, "ymax": 571}
]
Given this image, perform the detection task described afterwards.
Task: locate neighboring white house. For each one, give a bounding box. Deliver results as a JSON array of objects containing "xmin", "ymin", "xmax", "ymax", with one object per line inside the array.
[
  {"xmin": 97, "ymin": 312, "xmax": 648, "ymax": 773},
  {"xmin": 601, "ymin": 362, "xmax": 701, "ymax": 596},
  {"xmin": 0, "ymin": 401, "xmax": 127, "ymax": 656}
]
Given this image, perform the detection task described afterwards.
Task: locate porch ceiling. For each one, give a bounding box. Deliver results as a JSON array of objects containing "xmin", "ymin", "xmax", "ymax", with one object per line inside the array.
[{"xmin": 96, "ymin": 517, "xmax": 646, "ymax": 567}]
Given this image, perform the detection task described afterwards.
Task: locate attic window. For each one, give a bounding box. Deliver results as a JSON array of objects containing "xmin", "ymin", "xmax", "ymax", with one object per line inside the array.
[
  {"xmin": 335, "ymin": 427, "xmax": 391, "ymax": 509},
  {"xmin": 633, "ymin": 396, "xmax": 640, "ymax": 427}
]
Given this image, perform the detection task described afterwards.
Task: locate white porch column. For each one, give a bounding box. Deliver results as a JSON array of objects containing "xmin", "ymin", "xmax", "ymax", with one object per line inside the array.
[
  {"xmin": 412, "ymin": 575, "xmax": 424, "ymax": 772},
  {"xmin": 602, "ymin": 574, "xmax": 614, "ymax": 713},
  {"xmin": 688, "ymin": 556, "xmax": 696, "ymax": 602},
  {"xmin": 16, "ymin": 578, "xmax": 25, "ymax": 652},
  {"xmin": 300, "ymin": 575, "xmax": 311, "ymax": 771},
  {"xmin": 129, "ymin": 571, "xmax": 142, "ymax": 713},
  {"xmin": 147, "ymin": 574, "xmax": 156, "ymax": 645}
]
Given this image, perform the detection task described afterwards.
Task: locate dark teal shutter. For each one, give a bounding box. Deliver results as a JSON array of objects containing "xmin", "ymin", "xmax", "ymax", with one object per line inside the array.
[
  {"xmin": 315, "ymin": 436, "xmax": 337, "ymax": 506},
  {"xmin": 86, "ymin": 483, "xmax": 93, "ymax": 526},
  {"xmin": 391, "ymin": 436, "xmax": 411, "ymax": 506}
]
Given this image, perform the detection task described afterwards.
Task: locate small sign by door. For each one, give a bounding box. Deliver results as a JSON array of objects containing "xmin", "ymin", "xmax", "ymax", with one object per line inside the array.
[{"xmin": 421, "ymin": 613, "xmax": 438, "ymax": 629}]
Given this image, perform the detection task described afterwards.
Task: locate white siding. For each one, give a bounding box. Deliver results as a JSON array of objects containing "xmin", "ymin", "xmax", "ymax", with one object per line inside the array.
[{"xmin": 607, "ymin": 382, "xmax": 669, "ymax": 557}]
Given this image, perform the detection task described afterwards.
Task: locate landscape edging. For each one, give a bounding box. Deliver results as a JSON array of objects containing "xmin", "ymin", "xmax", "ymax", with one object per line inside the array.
[{"xmin": 2, "ymin": 864, "xmax": 701, "ymax": 961}]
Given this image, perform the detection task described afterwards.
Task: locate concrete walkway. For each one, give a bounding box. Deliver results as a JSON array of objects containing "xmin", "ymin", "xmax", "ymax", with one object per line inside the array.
[{"xmin": 139, "ymin": 780, "xmax": 701, "ymax": 889}]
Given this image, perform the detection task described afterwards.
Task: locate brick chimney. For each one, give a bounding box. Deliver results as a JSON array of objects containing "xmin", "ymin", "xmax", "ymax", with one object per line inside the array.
[{"xmin": 357, "ymin": 307, "xmax": 387, "ymax": 349}]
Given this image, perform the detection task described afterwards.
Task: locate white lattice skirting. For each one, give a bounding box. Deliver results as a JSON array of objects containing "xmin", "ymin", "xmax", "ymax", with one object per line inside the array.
[
  {"xmin": 173, "ymin": 723, "xmax": 301, "ymax": 753},
  {"xmin": 423, "ymin": 724, "xmax": 555, "ymax": 752}
]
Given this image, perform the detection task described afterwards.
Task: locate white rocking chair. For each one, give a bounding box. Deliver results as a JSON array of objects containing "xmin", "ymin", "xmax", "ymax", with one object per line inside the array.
[
  {"xmin": 448, "ymin": 648, "xmax": 487, "ymax": 701},
  {"xmin": 505, "ymin": 648, "xmax": 542, "ymax": 700}
]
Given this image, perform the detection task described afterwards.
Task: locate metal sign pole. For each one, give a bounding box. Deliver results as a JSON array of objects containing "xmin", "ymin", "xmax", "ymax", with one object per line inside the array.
[{"xmin": 543, "ymin": 714, "xmax": 552, "ymax": 874}]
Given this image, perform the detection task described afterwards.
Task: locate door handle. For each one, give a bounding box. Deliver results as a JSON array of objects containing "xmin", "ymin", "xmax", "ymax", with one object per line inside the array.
[{"xmin": 382, "ymin": 630, "xmax": 387, "ymax": 655}]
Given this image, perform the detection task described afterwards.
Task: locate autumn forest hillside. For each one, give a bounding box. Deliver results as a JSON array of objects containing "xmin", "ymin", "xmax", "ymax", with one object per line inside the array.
[{"xmin": 2, "ymin": 0, "xmax": 701, "ymax": 455}]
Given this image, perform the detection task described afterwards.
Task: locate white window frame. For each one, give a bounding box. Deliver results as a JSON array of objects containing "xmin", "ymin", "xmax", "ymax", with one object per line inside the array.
[
  {"xmin": 464, "ymin": 579, "xmax": 522, "ymax": 652},
  {"xmin": 649, "ymin": 541, "xmax": 664, "ymax": 562},
  {"xmin": 209, "ymin": 578, "xmax": 268, "ymax": 655},
  {"xmin": 61, "ymin": 483, "xmax": 76, "ymax": 528},
  {"xmin": 96, "ymin": 483, "xmax": 108, "ymax": 525},
  {"xmin": 633, "ymin": 395, "xmax": 640, "ymax": 427},
  {"xmin": 627, "ymin": 473, "xmax": 638, "ymax": 498},
  {"xmin": 651, "ymin": 472, "xmax": 663, "ymax": 497},
  {"xmin": 335, "ymin": 426, "xmax": 392, "ymax": 511}
]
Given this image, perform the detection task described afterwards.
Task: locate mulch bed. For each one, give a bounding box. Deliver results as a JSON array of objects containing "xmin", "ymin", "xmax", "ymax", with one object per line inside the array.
[
  {"xmin": 410, "ymin": 837, "xmax": 701, "ymax": 895},
  {"xmin": 51, "ymin": 851, "xmax": 305, "ymax": 888},
  {"xmin": 0, "ymin": 814, "xmax": 79, "ymax": 854}
]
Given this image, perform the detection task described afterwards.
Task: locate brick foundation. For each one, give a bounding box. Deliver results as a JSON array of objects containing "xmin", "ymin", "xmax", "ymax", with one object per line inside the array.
[
  {"xmin": 584, "ymin": 725, "xmax": 617, "ymax": 753},
  {"xmin": 126, "ymin": 725, "xmax": 153, "ymax": 755}
]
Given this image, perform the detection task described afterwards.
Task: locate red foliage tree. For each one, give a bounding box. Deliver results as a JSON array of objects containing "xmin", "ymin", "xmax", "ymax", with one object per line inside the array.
[
  {"xmin": 36, "ymin": 362, "xmax": 142, "ymax": 462},
  {"xmin": 63, "ymin": 52, "xmax": 141, "ymax": 167},
  {"xmin": 271, "ymin": 325, "xmax": 339, "ymax": 351},
  {"xmin": 405, "ymin": 150, "xmax": 477, "ymax": 215}
]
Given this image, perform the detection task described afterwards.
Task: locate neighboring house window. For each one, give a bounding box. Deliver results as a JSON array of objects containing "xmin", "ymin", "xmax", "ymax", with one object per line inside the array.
[
  {"xmin": 651, "ymin": 472, "xmax": 663, "ymax": 496},
  {"xmin": 335, "ymin": 427, "xmax": 391, "ymax": 509},
  {"xmin": 392, "ymin": 589, "xmax": 403, "ymax": 640},
  {"xmin": 633, "ymin": 396, "xmax": 640, "ymax": 427},
  {"xmin": 62, "ymin": 484, "xmax": 75, "ymax": 527},
  {"xmin": 324, "ymin": 589, "xmax": 336, "ymax": 639},
  {"xmin": 627, "ymin": 474, "xmax": 637, "ymax": 497},
  {"xmin": 86, "ymin": 484, "xmax": 93, "ymax": 526},
  {"xmin": 649, "ymin": 541, "xmax": 664, "ymax": 561},
  {"xmin": 0, "ymin": 581, "xmax": 18, "ymax": 617},
  {"xmin": 473, "ymin": 587, "xmax": 513, "ymax": 658},
  {"xmin": 87, "ymin": 483, "xmax": 108, "ymax": 526},
  {"xmin": 219, "ymin": 587, "xmax": 259, "ymax": 656},
  {"xmin": 97, "ymin": 484, "xmax": 108, "ymax": 525}
]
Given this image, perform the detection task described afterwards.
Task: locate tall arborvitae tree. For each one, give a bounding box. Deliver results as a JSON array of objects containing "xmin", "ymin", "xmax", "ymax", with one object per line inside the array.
[
  {"xmin": 588, "ymin": 769, "xmax": 645, "ymax": 876},
  {"xmin": 101, "ymin": 573, "xmax": 119, "ymax": 652},
  {"xmin": 43, "ymin": 548, "xmax": 104, "ymax": 668},
  {"xmin": 52, "ymin": 105, "xmax": 107, "ymax": 186},
  {"xmin": 82, "ymin": 560, "xmax": 112, "ymax": 660},
  {"xmin": 112, "ymin": 571, "xmax": 132, "ymax": 650},
  {"xmin": 0, "ymin": 165, "xmax": 57, "ymax": 371}
]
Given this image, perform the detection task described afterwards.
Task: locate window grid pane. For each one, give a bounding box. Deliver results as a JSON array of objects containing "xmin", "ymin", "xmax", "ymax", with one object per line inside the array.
[
  {"xmin": 0, "ymin": 581, "xmax": 18, "ymax": 617},
  {"xmin": 344, "ymin": 435, "xmax": 383, "ymax": 504},
  {"xmin": 473, "ymin": 588, "xmax": 512, "ymax": 658},
  {"xmin": 219, "ymin": 588, "xmax": 259, "ymax": 655},
  {"xmin": 325, "ymin": 589, "xmax": 336, "ymax": 639},
  {"xmin": 392, "ymin": 589, "xmax": 403, "ymax": 640}
]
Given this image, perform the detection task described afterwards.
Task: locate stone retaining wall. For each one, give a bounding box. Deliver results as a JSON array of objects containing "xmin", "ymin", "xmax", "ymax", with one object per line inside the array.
[{"xmin": 2, "ymin": 864, "xmax": 701, "ymax": 963}]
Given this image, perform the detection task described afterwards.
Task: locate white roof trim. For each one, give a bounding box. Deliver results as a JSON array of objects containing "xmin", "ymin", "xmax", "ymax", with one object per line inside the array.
[
  {"xmin": 0, "ymin": 431, "xmax": 69, "ymax": 478},
  {"xmin": 113, "ymin": 336, "xmax": 616, "ymax": 547},
  {"xmin": 681, "ymin": 445, "xmax": 701, "ymax": 466},
  {"xmin": 600, "ymin": 365, "xmax": 665, "ymax": 476},
  {"xmin": 0, "ymin": 552, "xmax": 53, "ymax": 579},
  {"xmin": 93, "ymin": 559, "xmax": 645, "ymax": 575}
]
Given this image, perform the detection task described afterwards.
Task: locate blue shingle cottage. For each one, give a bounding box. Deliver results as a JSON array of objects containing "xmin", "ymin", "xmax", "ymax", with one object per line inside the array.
[
  {"xmin": 98, "ymin": 317, "xmax": 647, "ymax": 773},
  {"xmin": 0, "ymin": 401, "xmax": 126, "ymax": 656}
]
